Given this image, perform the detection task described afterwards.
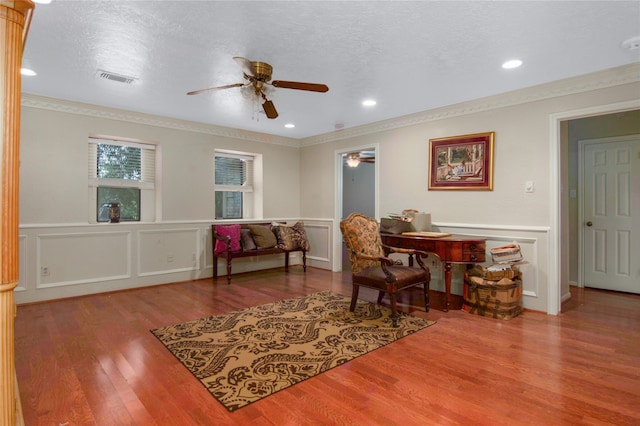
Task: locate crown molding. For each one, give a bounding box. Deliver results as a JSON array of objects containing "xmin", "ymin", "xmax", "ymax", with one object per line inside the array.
[
  {"xmin": 20, "ymin": 94, "xmax": 301, "ymax": 148},
  {"xmin": 300, "ymin": 63, "xmax": 640, "ymax": 147},
  {"xmin": 21, "ymin": 63, "xmax": 639, "ymax": 149}
]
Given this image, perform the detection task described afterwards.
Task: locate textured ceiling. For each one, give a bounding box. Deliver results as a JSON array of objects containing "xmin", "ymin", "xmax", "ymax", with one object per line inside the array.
[{"xmin": 21, "ymin": 1, "xmax": 640, "ymax": 139}]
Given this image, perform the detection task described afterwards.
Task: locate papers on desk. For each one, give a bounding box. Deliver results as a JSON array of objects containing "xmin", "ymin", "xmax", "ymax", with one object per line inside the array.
[{"xmin": 401, "ymin": 231, "xmax": 452, "ymax": 238}]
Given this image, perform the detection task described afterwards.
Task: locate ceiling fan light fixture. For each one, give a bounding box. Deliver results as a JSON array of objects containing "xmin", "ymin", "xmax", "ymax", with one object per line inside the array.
[
  {"xmin": 346, "ymin": 153, "xmax": 360, "ymax": 168},
  {"xmin": 189, "ymin": 56, "xmax": 328, "ymax": 120}
]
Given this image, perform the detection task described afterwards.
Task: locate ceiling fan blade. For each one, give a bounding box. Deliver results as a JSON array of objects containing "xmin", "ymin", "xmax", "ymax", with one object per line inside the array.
[
  {"xmin": 262, "ymin": 99, "xmax": 278, "ymax": 119},
  {"xmin": 233, "ymin": 56, "xmax": 256, "ymax": 77},
  {"xmin": 271, "ymin": 80, "xmax": 329, "ymax": 92},
  {"xmin": 187, "ymin": 83, "xmax": 246, "ymax": 95}
]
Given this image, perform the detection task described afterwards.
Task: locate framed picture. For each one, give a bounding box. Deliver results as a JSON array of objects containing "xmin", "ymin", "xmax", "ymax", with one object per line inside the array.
[{"xmin": 428, "ymin": 132, "xmax": 495, "ymax": 190}]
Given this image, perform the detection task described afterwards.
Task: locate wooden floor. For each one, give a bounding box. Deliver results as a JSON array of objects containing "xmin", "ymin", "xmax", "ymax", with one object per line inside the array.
[{"xmin": 14, "ymin": 267, "xmax": 640, "ymax": 425}]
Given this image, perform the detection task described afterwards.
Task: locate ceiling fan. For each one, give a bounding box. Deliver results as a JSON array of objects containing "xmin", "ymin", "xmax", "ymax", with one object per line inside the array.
[
  {"xmin": 187, "ymin": 57, "xmax": 329, "ymax": 119},
  {"xmin": 345, "ymin": 152, "xmax": 375, "ymax": 167}
]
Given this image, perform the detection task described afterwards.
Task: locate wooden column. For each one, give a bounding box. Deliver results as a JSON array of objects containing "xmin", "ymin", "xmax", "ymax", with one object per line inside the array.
[{"xmin": 0, "ymin": 1, "xmax": 34, "ymax": 424}]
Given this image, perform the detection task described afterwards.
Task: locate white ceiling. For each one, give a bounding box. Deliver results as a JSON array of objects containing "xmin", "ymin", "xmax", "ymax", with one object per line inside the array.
[{"xmin": 21, "ymin": 1, "xmax": 640, "ymax": 139}]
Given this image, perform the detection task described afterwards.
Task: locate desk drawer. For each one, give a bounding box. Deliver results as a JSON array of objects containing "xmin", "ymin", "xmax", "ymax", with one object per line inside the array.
[
  {"xmin": 462, "ymin": 252, "xmax": 485, "ymax": 262},
  {"xmin": 463, "ymin": 242, "xmax": 485, "ymax": 263}
]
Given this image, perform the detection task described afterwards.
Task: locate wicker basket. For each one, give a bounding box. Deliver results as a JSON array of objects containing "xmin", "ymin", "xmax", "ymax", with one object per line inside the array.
[
  {"xmin": 467, "ymin": 264, "xmax": 520, "ymax": 281},
  {"xmin": 463, "ymin": 274, "xmax": 523, "ymax": 320}
]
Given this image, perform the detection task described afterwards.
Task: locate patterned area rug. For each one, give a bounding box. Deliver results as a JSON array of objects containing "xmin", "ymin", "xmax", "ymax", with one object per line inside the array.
[{"xmin": 151, "ymin": 291, "xmax": 435, "ymax": 412}]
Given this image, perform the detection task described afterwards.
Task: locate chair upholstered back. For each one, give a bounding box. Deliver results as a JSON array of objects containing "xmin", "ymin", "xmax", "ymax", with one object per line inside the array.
[{"xmin": 340, "ymin": 213, "xmax": 386, "ymax": 273}]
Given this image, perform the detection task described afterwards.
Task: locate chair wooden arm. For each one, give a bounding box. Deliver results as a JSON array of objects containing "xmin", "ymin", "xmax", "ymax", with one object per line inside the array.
[{"xmin": 383, "ymin": 245, "xmax": 430, "ymax": 269}]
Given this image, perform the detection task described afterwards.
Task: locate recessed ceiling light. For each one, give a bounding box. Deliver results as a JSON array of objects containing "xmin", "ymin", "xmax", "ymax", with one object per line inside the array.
[
  {"xmin": 621, "ymin": 36, "xmax": 640, "ymax": 51},
  {"xmin": 20, "ymin": 68, "xmax": 37, "ymax": 76},
  {"xmin": 284, "ymin": 123, "xmax": 295, "ymax": 128},
  {"xmin": 502, "ymin": 59, "xmax": 523, "ymax": 69},
  {"xmin": 362, "ymin": 99, "xmax": 377, "ymax": 107},
  {"xmin": 33, "ymin": 0, "xmax": 52, "ymax": 4}
]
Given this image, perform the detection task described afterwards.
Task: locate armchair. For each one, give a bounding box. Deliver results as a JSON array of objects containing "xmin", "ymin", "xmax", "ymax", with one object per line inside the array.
[{"xmin": 340, "ymin": 212, "xmax": 431, "ymax": 327}]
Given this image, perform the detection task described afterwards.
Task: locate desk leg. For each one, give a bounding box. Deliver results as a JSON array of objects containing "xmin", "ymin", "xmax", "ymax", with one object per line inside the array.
[{"xmin": 443, "ymin": 262, "xmax": 452, "ymax": 312}]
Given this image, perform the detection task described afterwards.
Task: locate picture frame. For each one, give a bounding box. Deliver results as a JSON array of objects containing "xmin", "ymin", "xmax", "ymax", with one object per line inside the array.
[{"xmin": 428, "ymin": 132, "xmax": 495, "ymax": 190}]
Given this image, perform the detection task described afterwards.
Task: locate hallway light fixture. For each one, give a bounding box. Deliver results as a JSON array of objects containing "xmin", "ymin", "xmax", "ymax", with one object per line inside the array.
[{"xmin": 346, "ymin": 153, "xmax": 360, "ymax": 168}]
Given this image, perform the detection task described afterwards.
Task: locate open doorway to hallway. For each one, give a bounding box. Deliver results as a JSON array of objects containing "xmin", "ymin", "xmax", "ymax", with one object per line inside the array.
[
  {"xmin": 336, "ymin": 145, "xmax": 378, "ymax": 272},
  {"xmin": 563, "ymin": 109, "xmax": 640, "ymax": 301}
]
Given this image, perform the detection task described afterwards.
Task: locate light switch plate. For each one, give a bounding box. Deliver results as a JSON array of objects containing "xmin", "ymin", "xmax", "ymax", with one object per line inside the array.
[{"xmin": 525, "ymin": 181, "xmax": 534, "ymax": 193}]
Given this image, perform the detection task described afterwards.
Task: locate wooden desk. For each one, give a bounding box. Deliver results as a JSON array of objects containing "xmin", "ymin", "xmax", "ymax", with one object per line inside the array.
[{"xmin": 381, "ymin": 233, "xmax": 486, "ymax": 312}]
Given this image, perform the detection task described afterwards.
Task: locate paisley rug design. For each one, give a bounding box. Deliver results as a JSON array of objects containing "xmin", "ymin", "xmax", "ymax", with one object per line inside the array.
[{"xmin": 151, "ymin": 291, "xmax": 435, "ymax": 411}]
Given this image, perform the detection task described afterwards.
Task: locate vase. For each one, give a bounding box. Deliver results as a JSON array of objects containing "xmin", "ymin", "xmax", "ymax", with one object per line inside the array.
[{"xmin": 109, "ymin": 202, "xmax": 120, "ymax": 223}]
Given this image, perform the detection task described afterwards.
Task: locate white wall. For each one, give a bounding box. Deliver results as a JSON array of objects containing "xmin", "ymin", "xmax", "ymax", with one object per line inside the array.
[
  {"xmin": 299, "ymin": 64, "xmax": 640, "ymax": 313},
  {"xmin": 19, "ymin": 102, "xmax": 303, "ymax": 223},
  {"xmin": 16, "ymin": 97, "xmax": 330, "ymax": 304},
  {"xmin": 17, "ymin": 64, "xmax": 640, "ymax": 310}
]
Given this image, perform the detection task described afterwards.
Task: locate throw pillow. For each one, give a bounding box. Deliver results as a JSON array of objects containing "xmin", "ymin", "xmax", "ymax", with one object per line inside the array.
[
  {"xmin": 248, "ymin": 224, "xmax": 277, "ymax": 249},
  {"xmin": 272, "ymin": 221, "xmax": 310, "ymax": 251},
  {"xmin": 240, "ymin": 228, "xmax": 257, "ymax": 251},
  {"xmin": 214, "ymin": 224, "xmax": 241, "ymax": 254}
]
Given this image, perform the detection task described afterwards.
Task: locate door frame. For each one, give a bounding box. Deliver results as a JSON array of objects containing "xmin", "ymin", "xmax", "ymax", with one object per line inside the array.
[
  {"xmin": 577, "ymin": 134, "xmax": 639, "ymax": 289},
  {"xmin": 549, "ymin": 99, "xmax": 640, "ymax": 314},
  {"xmin": 333, "ymin": 143, "xmax": 379, "ymax": 272}
]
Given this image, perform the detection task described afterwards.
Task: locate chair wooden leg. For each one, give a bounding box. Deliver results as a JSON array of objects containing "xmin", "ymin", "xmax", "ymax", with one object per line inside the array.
[
  {"xmin": 423, "ymin": 282, "xmax": 430, "ymax": 312},
  {"xmin": 389, "ymin": 293, "xmax": 399, "ymax": 328},
  {"xmin": 350, "ymin": 285, "xmax": 360, "ymax": 312},
  {"xmin": 377, "ymin": 290, "xmax": 385, "ymax": 305}
]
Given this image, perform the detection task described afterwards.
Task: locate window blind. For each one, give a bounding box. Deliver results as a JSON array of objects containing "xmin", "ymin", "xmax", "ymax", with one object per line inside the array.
[
  {"xmin": 214, "ymin": 153, "xmax": 254, "ymax": 193},
  {"xmin": 88, "ymin": 138, "xmax": 155, "ymax": 189}
]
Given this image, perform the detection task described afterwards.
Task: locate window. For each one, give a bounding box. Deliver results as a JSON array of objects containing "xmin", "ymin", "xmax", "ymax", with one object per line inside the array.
[
  {"xmin": 214, "ymin": 152, "xmax": 254, "ymax": 219},
  {"xmin": 89, "ymin": 137, "xmax": 156, "ymax": 222}
]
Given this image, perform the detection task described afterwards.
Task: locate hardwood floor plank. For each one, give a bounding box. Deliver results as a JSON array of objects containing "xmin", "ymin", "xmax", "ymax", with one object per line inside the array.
[{"xmin": 14, "ymin": 268, "xmax": 640, "ymax": 425}]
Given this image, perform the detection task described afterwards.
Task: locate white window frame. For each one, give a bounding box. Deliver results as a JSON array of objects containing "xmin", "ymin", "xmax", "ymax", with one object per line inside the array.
[{"xmin": 88, "ymin": 136, "xmax": 159, "ymax": 223}]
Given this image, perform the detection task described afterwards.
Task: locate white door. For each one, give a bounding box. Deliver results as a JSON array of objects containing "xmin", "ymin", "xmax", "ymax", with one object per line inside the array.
[{"xmin": 581, "ymin": 135, "xmax": 640, "ymax": 293}]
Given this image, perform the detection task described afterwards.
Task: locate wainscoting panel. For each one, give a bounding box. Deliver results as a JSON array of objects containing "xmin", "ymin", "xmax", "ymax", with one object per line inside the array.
[
  {"xmin": 16, "ymin": 220, "xmax": 332, "ymax": 304},
  {"xmin": 304, "ymin": 222, "xmax": 331, "ymax": 264},
  {"xmin": 435, "ymin": 223, "xmax": 550, "ymax": 313},
  {"xmin": 137, "ymin": 228, "xmax": 201, "ymax": 276},
  {"xmin": 36, "ymin": 231, "xmax": 132, "ymax": 289}
]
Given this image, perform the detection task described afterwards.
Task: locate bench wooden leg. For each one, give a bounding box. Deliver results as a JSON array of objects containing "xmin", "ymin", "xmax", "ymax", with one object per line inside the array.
[
  {"xmin": 284, "ymin": 252, "xmax": 290, "ymax": 272},
  {"xmin": 302, "ymin": 250, "xmax": 307, "ymax": 272},
  {"xmin": 226, "ymin": 258, "xmax": 232, "ymax": 285},
  {"xmin": 213, "ymin": 255, "xmax": 218, "ymax": 281}
]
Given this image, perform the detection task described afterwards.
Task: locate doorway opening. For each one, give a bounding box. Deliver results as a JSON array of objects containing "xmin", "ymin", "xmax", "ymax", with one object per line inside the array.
[
  {"xmin": 334, "ymin": 144, "xmax": 379, "ymax": 272},
  {"xmin": 552, "ymin": 100, "xmax": 640, "ymax": 314}
]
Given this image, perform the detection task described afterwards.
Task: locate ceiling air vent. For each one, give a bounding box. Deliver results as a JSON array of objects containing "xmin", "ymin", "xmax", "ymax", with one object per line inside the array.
[{"xmin": 97, "ymin": 69, "xmax": 137, "ymax": 84}]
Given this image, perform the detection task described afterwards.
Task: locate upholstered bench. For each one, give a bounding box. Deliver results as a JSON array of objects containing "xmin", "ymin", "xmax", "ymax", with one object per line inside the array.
[{"xmin": 212, "ymin": 222, "xmax": 309, "ymax": 284}]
